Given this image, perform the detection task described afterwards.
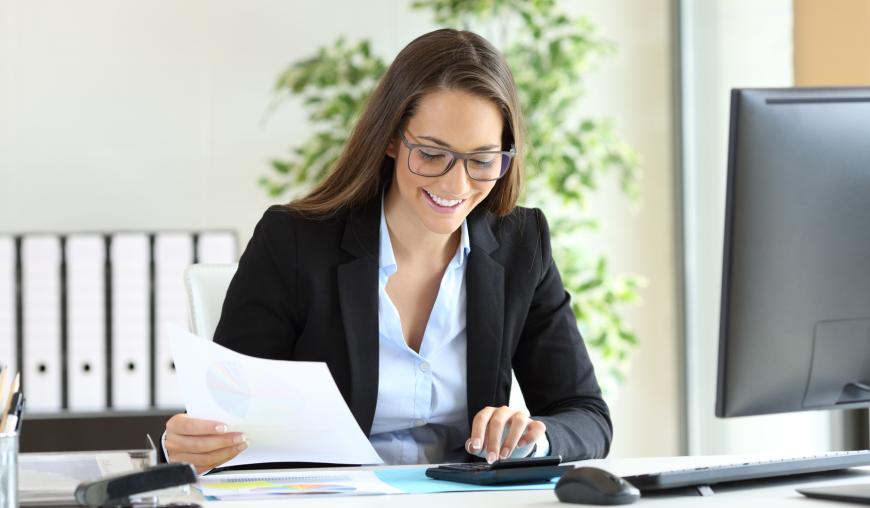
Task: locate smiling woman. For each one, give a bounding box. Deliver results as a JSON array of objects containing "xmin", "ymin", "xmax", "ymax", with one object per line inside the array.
[
  {"xmin": 385, "ymin": 90, "xmax": 504, "ymax": 237},
  {"xmin": 162, "ymin": 28, "xmax": 612, "ymax": 474}
]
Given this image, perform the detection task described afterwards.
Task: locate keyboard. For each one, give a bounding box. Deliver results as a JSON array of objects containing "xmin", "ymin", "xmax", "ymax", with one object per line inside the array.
[{"xmin": 623, "ymin": 450, "xmax": 870, "ymax": 492}]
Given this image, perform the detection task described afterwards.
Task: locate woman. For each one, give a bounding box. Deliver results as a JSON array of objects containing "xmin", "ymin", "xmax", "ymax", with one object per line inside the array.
[{"xmin": 164, "ymin": 28, "xmax": 612, "ymax": 473}]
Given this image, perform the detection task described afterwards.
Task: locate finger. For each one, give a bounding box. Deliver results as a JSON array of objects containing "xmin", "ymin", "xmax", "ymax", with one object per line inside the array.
[
  {"xmin": 170, "ymin": 441, "xmax": 248, "ymax": 473},
  {"xmin": 166, "ymin": 432, "xmax": 246, "ymax": 455},
  {"xmin": 500, "ymin": 413, "xmax": 529, "ymax": 459},
  {"xmin": 484, "ymin": 406, "xmax": 513, "ymax": 463},
  {"xmin": 167, "ymin": 414, "xmax": 229, "ymax": 436},
  {"xmin": 517, "ymin": 420, "xmax": 547, "ymax": 449},
  {"xmin": 467, "ymin": 407, "xmax": 495, "ymax": 454}
]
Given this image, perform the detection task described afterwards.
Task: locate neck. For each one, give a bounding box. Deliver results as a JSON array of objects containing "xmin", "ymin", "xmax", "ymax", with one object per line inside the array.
[{"xmin": 383, "ymin": 183, "xmax": 460, "ymax": 265}]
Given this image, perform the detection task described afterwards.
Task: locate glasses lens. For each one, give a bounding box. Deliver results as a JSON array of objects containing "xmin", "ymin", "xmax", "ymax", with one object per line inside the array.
[
  {"xmin": 467, "ymin": 153, "xmax": 511, "ymax": 181},
  {"xmin": 410, "ymin": 146, "xmax": 452, "ymax": 176}
]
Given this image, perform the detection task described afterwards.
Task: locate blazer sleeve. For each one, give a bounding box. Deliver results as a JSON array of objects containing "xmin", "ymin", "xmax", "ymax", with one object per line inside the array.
[
  {"xmin": 213, "ymin": 208, "xmax": 299, "ymax": 359},
  {"xmin": 511, "ymin": 208, "xmax": 613, "ymax": 460}
]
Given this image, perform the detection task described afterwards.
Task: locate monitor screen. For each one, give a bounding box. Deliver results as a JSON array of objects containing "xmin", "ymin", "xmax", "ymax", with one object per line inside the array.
[{"xmin": 716, "ymin": 87, "xmax": 870, "ymax": 418}]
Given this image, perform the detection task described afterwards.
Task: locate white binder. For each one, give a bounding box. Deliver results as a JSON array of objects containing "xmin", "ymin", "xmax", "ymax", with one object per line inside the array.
[
  {"xmin": 0, "ymin": 236, "xmax": 15, "ymax": 371},
  {"xmin": 154, "ymin": 233, "xmax": 192, "ymax": 409},
  {"xmin": 110, "ymin": 234, "xmax": 150, "ymax": 410},
  {"xmin": 66, "ymin": 235, "xmax": 106, "ymax": 411},
  {"xmin": 21, "ymin": 236, "xmax": 62, "ymax": 411},
  {"xmin": 197, "ymin": 231, "xmax": 237, "ymax": 264}
]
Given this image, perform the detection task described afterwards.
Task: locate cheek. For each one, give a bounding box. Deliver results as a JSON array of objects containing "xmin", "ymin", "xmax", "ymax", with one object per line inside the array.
[
  {"xmin": 473, "ymin": 182, "xmax": 497, "ymax": 202},
  {"xmin": 395, "ymin": 169, "xmax": 432, "ymax": 205}
]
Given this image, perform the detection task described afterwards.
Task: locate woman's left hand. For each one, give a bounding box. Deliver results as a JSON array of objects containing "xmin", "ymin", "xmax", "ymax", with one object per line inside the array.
[{"xmin": 465, "ymin": 405, "xmax": 547, "ymax": 463}]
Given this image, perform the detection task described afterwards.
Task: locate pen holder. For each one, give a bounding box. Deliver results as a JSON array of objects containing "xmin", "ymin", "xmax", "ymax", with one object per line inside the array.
[{"xmin": 0, "ymin": 431, "xmax": 17, "ymax": 508}]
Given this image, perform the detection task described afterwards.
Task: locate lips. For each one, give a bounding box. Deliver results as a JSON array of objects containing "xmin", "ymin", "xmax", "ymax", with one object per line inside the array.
[{"xmin": 424, "ymin": 189, "xmax": 464, "ymax": 208}]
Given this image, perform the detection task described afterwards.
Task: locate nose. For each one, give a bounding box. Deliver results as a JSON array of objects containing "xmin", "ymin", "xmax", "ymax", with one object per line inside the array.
[{"xmin": 441, "ymin": 158, "xmax": 473, "ymax": 197}]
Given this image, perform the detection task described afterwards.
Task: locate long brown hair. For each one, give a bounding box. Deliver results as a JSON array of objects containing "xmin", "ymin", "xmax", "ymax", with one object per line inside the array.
[{"xmin": 287, "ymin": 28, "xmax": 525, "ymax": 217}]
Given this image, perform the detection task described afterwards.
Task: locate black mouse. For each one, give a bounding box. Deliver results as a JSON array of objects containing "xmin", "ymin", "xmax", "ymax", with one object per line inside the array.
[{"xmin": 555, "ymin": 466, "xmax": 640, "ymax": 505}]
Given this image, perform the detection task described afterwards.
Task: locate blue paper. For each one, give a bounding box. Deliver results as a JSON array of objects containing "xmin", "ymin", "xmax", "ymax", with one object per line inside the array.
[{"xmin": 374, "ymin": 467, "xmax": 557, "ymax": 494}]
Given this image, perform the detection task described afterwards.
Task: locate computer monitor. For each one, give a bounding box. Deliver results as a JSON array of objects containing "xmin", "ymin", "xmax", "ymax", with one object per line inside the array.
[{"xmin": 716, "ymin": 87, "xmax": 870, "ymax": 418}]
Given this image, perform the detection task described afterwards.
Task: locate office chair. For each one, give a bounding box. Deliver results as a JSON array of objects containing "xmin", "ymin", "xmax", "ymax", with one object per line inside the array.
[{"xmin": 183, "ymin": 263, "xmax": 238, "ymax": 340}]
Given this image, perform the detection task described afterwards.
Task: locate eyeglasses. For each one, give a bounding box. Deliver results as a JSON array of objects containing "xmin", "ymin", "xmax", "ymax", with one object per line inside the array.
[{"xmin": 399, "ymin": 131, "xmax": 515, "ymax": 182}]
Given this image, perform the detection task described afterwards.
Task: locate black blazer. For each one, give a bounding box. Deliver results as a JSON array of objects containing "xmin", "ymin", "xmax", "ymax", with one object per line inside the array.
[{"xmin": 213, "ymin": 197, "xmax": 612, "ymax": 462}]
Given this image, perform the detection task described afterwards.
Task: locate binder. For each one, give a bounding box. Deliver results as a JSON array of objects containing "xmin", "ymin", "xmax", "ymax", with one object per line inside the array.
[
  {"xmin": 110, "ymin": 234, "xmax": 150, "ymax": 410},
  {"xmin": 21, "ymin": 236, "xmax": 62, "ymax": 411},
  {"xmin": 66, "ymin": 235, "xmax": 106, "ymax": 410},
  {"xmin": 0, "ymin": 236, "xmax": 14, "ymax": 371},
  {"xmin": 154, "ymin": 233, "xmax": 192, "ymax": 409},
  {"xmin": 197, "ymin": 231, "xmax": 237, "ymax": 264}
]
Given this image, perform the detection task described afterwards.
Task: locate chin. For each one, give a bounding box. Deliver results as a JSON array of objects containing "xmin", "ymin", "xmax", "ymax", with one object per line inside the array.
[
  {"xmin": 421, "ymin": 218, "xmax": 463, "ymax": 235},
  {"xmin": 416, "ymin": 207, "xmax": 464, "ymax": 234}
]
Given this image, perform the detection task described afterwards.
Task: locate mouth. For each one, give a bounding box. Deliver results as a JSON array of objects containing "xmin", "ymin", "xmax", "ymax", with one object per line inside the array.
[{"xmin": 423, "ymin": 189, "xmax": 465, "ymax": 210}]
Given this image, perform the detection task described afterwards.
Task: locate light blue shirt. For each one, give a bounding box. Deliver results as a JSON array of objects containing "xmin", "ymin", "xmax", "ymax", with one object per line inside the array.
[
  {"xmin": 369, "ymin": 202, "xmax": 472, "ymax": 465},
  {"xmin": 368, "ymin": 199, "xmax": 550, "ymax": 464}
]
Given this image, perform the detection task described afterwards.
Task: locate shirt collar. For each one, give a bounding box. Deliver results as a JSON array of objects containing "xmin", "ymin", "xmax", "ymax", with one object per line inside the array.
[{"xmin": 379, "ymin": 194, "xmax": 471, "ymax": 276}]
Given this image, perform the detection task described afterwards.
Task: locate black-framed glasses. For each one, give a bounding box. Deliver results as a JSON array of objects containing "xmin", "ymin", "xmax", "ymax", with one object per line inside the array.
[{"xmin": 399, "ymin": 131, "xmax": 515, "ymax": 182}]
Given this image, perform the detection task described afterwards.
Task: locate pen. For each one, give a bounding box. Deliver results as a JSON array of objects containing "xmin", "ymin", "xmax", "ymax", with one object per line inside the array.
[
  {"xmin": 3, "ymin": 392, "xmax": 23, "ymax": 434},
  {"xmin": 14, "ymin": 394, "xmax": 24, "ymax": 433}
]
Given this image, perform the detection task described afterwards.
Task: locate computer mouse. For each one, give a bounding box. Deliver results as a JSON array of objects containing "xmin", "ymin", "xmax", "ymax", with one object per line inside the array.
[{"xmin": 555, "ymin": 466, "xmax": 640, "ymax": 505}]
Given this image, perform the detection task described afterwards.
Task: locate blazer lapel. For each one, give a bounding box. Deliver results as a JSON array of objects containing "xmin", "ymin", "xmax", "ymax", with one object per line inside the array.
[
  {"xmin": 465, "ymin": 210, "xmax": 505, "ymax": 429},
  {"xmin": 337, "ymin": 200, "xmax": 380, "ymax": 436}
]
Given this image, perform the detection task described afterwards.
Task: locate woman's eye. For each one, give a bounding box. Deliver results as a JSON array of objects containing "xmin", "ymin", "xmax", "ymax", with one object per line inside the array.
[
  {"xmin": 471, "ymin": 158, "xmax": 495, "ymax": 167},
  {"xmin": 420, "ymin": 150, "xmax": 445, "ymax": 160}
]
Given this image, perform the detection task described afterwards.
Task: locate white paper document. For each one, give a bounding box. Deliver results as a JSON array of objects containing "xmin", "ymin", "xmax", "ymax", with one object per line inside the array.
[
  {"xmin": 199, "ymin": 470, "xmax": 401, "ymax": 500},
  {"xmin": 19, "ymin": 451, "xmax": 136, "ymax": 505},
  {"xmin": 168, "ymin": 324, "xmax": 383, "ymax": 467}
]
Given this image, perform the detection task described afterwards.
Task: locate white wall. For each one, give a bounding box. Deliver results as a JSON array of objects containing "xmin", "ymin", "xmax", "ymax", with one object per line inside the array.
[
  {"xmin": 568, "ymin": 0, "xmax": 680, "ymax": 458},
  {"xmin": 1, "ymin": 0, "xmax": 680, "ymax": 457},
  {"xmin": 681, "ymin": 0, "xmax": 832, "ymax": 455},
  {"xmin": 0, "ymin": 0, "xmax": 434, "ymax": 238}
]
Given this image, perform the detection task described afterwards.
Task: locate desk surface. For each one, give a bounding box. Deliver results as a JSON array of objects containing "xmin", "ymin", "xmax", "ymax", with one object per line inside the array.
[{"xmin": 158, "ymin": 454, "xmax": 870, "ymax": 507}]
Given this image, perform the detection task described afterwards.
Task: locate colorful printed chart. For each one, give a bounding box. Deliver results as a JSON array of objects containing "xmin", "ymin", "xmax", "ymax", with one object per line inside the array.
[
  {"xmin": 199, "ymin": 471, "xmax": 402, "ymax": 500},
  {"xmin": 204, "ymin": 479, "xmax": 357, "ymax": 495},
  {"xmin": 205, "ymin": 361, "xmax": 251, "ymax": 418}
]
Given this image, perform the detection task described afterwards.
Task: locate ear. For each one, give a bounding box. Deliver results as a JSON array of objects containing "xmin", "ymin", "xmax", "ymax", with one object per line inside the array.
[{"xmin": 385, "ymin": 140, "xmax": 398, "ymax": 159}]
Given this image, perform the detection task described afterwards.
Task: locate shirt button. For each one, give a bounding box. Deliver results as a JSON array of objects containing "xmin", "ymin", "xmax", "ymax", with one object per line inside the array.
[
  {"xmin": 419, "ymin": 361, "xmax": 430, "ymax": 373},
  {"xmin": 414, "ymin": 419, "xmax": 426, "ymax": 427}
]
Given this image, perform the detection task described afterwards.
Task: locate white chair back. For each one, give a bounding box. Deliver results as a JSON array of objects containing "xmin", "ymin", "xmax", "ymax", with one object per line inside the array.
[{"xmin": 183, "ymin": 263, "xmax": 238, "ymax": 340}]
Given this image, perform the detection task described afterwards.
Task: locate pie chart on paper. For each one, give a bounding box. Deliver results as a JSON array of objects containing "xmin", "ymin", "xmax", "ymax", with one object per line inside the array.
[{"xmin": 206, "ymin": 361, "xmax": 252, "ymax": 418}]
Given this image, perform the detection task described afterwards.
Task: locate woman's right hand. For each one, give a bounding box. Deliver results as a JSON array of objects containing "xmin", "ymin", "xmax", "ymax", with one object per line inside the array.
[{"xmin": 164, "ymin": 413, "xmax": 248, "ymax": 474}]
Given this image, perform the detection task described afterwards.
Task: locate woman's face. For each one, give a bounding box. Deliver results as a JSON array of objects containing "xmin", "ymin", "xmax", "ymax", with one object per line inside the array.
[{"xmin": 386, "ymin": 89, "xmax": 504, "ymax": 236}]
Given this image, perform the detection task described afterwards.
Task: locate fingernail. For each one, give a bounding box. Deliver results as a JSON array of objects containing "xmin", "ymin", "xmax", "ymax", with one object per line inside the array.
[
  {"xmin": 215, "ymin": 424, "xmax": 227, "ymax": 433},
  {"xmin": 471, "ymin": 438, "xmax": 482, "ymax": 451},
  {"xmin": 237, "ymin": 442, "xmax": 248, "ymax": 452},
  {"xmin": 500, "ymin": 446, "xmax": 510, "ymax": 459},
  {"xmin": 486, "ymin": 451, "xmax": 497, "ymax": 464},
  {"xmin": 517, "ymin": 439, "xmax": 527, "ymax": 448},
  {"xmin": 233, "ymin": 434, "xmax": 246, "ymax": 444}
]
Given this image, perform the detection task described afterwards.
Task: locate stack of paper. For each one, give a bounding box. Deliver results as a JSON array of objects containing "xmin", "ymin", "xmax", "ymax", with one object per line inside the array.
[{"xmin": 18, "ymin": 452, "xmax": 136, "ymax": 506}]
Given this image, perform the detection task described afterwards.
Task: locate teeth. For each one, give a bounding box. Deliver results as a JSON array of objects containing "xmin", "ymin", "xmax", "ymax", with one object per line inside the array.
[{"xmin": 425, "ymin": 189, "xmax": 463, "ymax": 207}]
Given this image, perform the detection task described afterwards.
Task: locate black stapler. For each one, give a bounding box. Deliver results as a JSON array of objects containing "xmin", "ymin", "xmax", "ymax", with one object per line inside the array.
[{"xmin": 74, "ymin": 462, "xmax": 197, "ymax": 507}]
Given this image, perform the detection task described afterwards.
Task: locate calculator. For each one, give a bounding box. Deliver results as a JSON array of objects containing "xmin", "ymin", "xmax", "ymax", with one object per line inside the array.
[{"xmin": 425, "ymin": 456, "xmax": 573, "ymax": 485}]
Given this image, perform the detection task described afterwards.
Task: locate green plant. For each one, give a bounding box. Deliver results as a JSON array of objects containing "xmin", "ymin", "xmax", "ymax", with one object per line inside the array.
[{"xmin": 262, "ymin": 0, "xmax": 643, "ymax": 393}]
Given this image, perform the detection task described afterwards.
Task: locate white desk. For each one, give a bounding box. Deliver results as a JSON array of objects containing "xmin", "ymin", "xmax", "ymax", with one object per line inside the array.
[{"xmin": 158, "ymin": 454, "xmax": 870, "ymax": 507}]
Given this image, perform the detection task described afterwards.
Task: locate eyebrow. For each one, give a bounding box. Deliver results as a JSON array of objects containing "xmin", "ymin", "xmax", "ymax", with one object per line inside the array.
[{"xmin": 418, "ymin": 135, "xmax": 501, "ymax": 152}]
